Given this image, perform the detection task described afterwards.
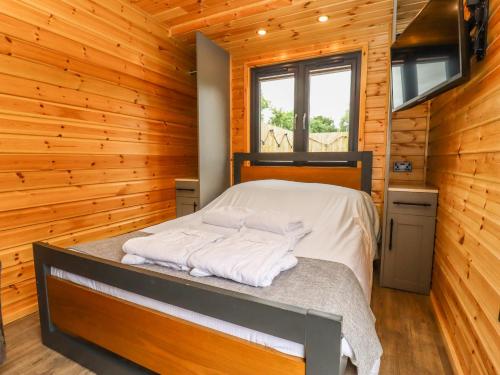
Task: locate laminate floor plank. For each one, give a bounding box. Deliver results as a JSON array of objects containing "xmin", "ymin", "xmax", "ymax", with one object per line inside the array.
[{"xmin": 371, "ymin": 272, "xmax": 453, "ymax": 375}]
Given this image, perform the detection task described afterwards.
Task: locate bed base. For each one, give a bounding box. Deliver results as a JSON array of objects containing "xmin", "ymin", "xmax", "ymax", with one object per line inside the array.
[{"xmin": 34, "ymin": 242, "xmax": 343, "ymax": 375}]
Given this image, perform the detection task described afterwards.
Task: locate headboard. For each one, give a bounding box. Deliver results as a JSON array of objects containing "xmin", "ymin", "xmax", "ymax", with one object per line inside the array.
[{"xmin": 233, "ymin": 152, "xmax": 373, "ymax": 195}]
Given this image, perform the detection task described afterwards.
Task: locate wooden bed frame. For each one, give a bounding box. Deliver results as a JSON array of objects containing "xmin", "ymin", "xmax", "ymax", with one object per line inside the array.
[{"xmin": 34, "ymin": 151, "xmax": 373, "ymax": 375}]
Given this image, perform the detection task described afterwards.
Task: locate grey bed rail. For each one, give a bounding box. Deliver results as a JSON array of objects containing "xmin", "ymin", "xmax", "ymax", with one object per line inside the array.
[
  {"xmin": 34, "ymin": 242, "xmax": 342, "ymax": 375},
  {"xmin": 233, "ymin": 151, "xmax": 373, "ymax": 195}
]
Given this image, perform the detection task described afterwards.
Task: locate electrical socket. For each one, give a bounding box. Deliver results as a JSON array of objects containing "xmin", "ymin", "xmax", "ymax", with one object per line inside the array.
[{"xmin": 393, "ymin": 161, "xmax": 412, "ymax": 172}]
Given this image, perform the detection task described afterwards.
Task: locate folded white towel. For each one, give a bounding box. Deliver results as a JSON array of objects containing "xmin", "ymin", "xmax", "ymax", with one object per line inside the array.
[
  {"xmin": 190, "ymin": 254, "xmax": 297, "ymax": 278},
  {"xmin": 121, "ymin": 228, "xmax": 224, "ymax": 268},
  {"xmin": 188, "ymin": 229, "xmax": 297, "ymax": 287},
  {"xmin": 121, "ymin": 254, "xmax": 189, "ymax": 271},
  {"xmin": 202, "ymin": 206, "xmax": 254, "ymax": 229},
  {"xmin": 240, "ymin": 226, "xmax": 311, "ymax": 251},
  {"xmin": 244, "ymin": 210, "xmax": 304, "ymax": 234},
  {"xmin": 121, "ymin": 254, "xmax": 153, "ymax": 265}
]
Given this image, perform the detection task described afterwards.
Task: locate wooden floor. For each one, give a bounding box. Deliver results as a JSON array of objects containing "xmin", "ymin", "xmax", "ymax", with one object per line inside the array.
[
  {"xmin": 371, "ymin": 276, "xmax": 453, "ymax": 374},
  {"xmin": 1, "ymin": 277, "xmax": 452, "ymax": 375}
]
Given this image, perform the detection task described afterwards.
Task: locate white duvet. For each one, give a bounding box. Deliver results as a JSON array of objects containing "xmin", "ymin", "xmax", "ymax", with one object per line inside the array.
[{"xmin": 145, "ymin": 179, "xmax": 379, "ymax": 300}]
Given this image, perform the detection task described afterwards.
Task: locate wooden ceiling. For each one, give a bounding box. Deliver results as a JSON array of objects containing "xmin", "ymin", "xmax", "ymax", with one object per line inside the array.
[
  {"xmin": 131, "ymin": 0, "xmax": 394, "ymax": 50},
  {"xmin": 131, "ymin": 0, "xmax": 427, "ymax": 54}
]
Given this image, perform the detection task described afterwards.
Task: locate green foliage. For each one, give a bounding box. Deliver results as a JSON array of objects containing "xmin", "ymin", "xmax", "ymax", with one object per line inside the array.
[
  {"xmin": 269, "ymin": 108, "xmax": 294, "ymax": 130},
  {"xmin": 260, "ymin": 96, "xmax": 270, "ymax": 111},
  {"xmin": 261, "ymin": 95, "xmax": 350, "ymax": 133},
  {"xmin": 309, "ymin": 115, "xmax": 336, "ymax": 133}
]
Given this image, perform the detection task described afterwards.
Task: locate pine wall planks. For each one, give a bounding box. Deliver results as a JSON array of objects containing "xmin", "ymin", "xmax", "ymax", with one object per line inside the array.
[
  {"xmin": 389, "ymin": 0, "xmax": 429, "ymax": 186},
  {"xmin": 427, "ymin": 1, "xmax": 500, "ymax": 373},
  {"xmin": 0, "ymin": 0, "xmax": 197, "ymax": 323},
  {"xmin": 390, "ymin": 104, "xmax": 429, "ymax": 185}
]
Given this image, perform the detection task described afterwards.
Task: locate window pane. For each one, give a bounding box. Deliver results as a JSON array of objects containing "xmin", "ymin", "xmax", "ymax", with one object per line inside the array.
[
  {"xmin": 308, "ymin": 67, "xmax": 351, "ymax": 152},
  {"xmin": 259, "ymin": 75, "xmax": 295, "ymax": 152},
  {"xmin": 417, "ymin": 60, "xmax": 448, "ymax": 94}
]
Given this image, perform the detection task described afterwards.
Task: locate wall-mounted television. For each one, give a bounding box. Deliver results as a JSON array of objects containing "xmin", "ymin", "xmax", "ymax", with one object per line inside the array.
[{"xmin": 391, "ymin": 0, "xmax": 470, "ymax": 112}]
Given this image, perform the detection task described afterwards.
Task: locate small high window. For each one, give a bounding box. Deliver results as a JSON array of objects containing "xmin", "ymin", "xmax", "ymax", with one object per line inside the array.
[{"xmin": 251, "ymin": 52, "xmax": 361, "ymax": 154}]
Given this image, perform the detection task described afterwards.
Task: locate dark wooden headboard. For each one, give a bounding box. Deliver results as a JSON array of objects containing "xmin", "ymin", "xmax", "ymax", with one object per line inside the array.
[{"xmin": 233, "ymin": 152, "xmax": 373, "ymax": 195}]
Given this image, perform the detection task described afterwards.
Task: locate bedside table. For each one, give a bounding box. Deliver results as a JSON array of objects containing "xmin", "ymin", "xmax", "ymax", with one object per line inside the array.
[
  {"xmin": 380, "ymin": 184, "xmax": 438, "ymax": 294},
  {"xmin": 175, "ymin": 178, "xmax": 200, "ymax": 218}
]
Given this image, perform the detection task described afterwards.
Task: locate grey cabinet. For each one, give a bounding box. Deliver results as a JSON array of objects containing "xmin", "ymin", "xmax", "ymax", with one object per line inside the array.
[
  {"xmin": 175, "ymin": 179, "xmax": 200, "ymax": 218},
  {"xmin": 380, "ymin": 187, "xmax": 438, "ymax": 294}
]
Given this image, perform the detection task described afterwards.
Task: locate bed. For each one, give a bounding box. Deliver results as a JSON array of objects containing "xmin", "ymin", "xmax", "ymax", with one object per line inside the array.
[{"xmin": 34, "ymin": 151, "xmax": 382, "ymax": 375}]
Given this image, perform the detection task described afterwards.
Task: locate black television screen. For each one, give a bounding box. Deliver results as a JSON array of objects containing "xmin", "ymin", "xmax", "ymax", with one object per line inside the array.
[{"xmin": 391, "ymin": 0, "xmax": 470, "ymax": 111}]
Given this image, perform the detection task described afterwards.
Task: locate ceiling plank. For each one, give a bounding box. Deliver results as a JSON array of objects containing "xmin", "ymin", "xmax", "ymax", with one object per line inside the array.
[{"xmin": 170, "ymin": 0, "xmax": 291, "ymax": 35}]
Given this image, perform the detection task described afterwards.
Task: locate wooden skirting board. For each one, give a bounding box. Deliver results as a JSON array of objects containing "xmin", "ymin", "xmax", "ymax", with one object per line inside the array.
[{"xmin": 430, "ymin": 292, "xmax": 465, "ymax": 375}]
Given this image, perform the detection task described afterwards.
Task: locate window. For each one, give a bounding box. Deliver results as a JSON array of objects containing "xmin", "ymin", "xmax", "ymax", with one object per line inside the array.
[{"xmin": 251, "ymin": 52, "xmax": 361, "ymax": 154}]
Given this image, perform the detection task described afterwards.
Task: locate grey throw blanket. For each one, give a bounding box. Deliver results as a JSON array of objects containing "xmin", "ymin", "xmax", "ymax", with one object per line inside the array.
[{"xmin": 71, "ymin": 231, "xmax": 382, "ymax": 375}]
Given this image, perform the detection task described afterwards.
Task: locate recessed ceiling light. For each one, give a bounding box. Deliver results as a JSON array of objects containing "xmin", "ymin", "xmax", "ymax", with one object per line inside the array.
[
  {"xmin": 318, "ymin": 15, "xmax": 329, "ymax": 23},
  {"xmin": 257, "ymin": 29, "xmax": 267, "ymax": 36}
]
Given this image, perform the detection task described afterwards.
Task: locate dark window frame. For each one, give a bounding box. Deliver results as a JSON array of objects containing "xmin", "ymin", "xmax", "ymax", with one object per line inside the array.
[{"xmin": 250, "ymin": 52, "xmax": 362, "ymax": 165}]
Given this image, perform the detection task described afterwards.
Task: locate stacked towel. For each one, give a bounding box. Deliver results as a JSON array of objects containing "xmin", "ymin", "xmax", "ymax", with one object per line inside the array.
[
  {"xmin": 244, "ymin": 210, "xmax": 304, "ymax": 234},
  {"xmin": 189, "ymin": 212, "xmax": 311, "ymax": 286},
  {"xmin": 202, "ymin": 206, "xmax": 253, "ymax": 229},
  {"xmin": 122, "ymin": 228, "xmax": 224, "ymax": 270},
  {"xmin": 189, "ymin": 229, "xmax": 298, "ymax": 287},
  {"xmin": 122, "ymin": 208, "xmax": 311, "ymax": 288},
  {"xmin": 244, "ymin": 210, "xmax": 310, "ymax": 250}
]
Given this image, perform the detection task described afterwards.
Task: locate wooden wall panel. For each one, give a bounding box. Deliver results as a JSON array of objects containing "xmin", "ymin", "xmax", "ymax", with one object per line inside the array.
[
  {"xmin": 389, "ymin": 0, "xmax": 429, "ymax": 186},
  {"xmin": 390, "ymin": 103, "xmax": 429, "ymax": 184},
  {"xmin": 427, "ymin": 1, "xmax": 500, "ymax": 373},
  {"xmin": 0, "ymin": 0, "xmax": 197, "ymax": 323}
]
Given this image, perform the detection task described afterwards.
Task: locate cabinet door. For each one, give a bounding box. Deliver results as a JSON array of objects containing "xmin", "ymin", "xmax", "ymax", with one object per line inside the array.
[
  {"xmin": 176, "ymin": 197, "xmax": 199, "ymax": 218},
  {"xmin": 381, "ymin": 213, "xmax": 436, "ymax": 294}
]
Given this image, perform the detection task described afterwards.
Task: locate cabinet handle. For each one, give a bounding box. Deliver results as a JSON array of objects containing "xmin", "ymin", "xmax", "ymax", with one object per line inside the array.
[
  {"xmin": 393, "ymin": 201, "xmax": 431, "ymax": 207},
  {"xmin": 176, "ymin": 188, "xmax": 196, "ymax": 192},
  {"xmin": 193, "ymin": 201, "xmax": 198, "ymax": 212},
  {"xmin": 389, "ymin": 218, "xmax": 394, "ymax": 251}
]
